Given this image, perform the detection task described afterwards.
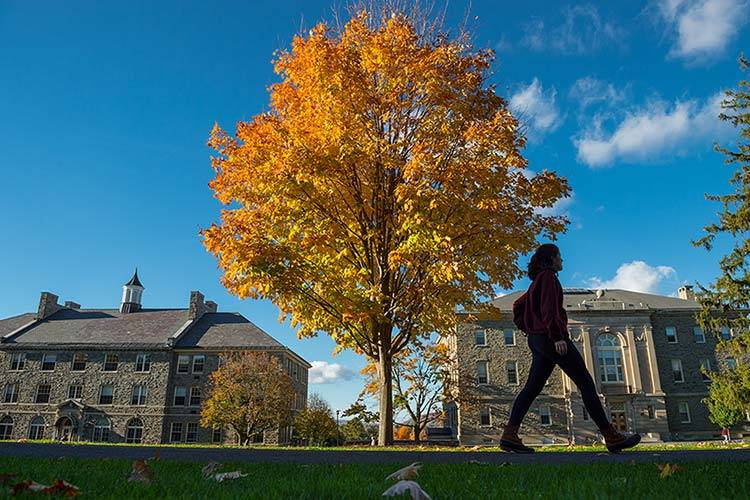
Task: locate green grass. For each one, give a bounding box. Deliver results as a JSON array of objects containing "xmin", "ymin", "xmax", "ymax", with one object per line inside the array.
[
  {"xmin": 3, "ymin": 438, "xmax": 750, "ymax": 452},
  {"xmin": 0, "ymin": 456, "xmax": 748, "ymax": 499}
]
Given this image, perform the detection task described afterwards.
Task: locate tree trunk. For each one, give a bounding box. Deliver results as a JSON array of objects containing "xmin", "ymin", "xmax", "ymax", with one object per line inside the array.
[
  {"xmin": 413, "ymin": 423, "xmax": 421, "ymax": 444},
  {"xmin": 377, "ymin": 349, "xmax": 394, "ymax": 446}
]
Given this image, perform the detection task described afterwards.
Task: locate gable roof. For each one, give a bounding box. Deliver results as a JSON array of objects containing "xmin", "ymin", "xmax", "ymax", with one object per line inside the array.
[
  {"xmin": 0, "ymin": 313, "xmax": 37, "ymax": 337},
  {"xmin": 489, "ymin": 288, "xmax": 700, "ymax": 312},
  {"xmin": 175, "ymin": 312, "xmax": 284, "ymax": 349}
]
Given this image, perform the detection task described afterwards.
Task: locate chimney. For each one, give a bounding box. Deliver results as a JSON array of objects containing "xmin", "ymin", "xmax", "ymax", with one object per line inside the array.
[
  {"xmin": 205, "ymin": 300, "xmax": 218, "ymax": 313},
  {"xmin": 64, "ymin": 301, "xmax": 81, "ymax": 310},
  {"xmin": 678, "ymin": 285, "xmax": 696, "ymax": 301},
  {"xmin": 189, "ymin": 291, "xmax": 210, "ymax": 320},
  {"xmin": 37, "ymin": 292, "xmax": 62, "ymax": 320}
]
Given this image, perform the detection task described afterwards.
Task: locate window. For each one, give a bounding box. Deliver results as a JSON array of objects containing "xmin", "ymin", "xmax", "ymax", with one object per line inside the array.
[
  {"xmin": 596, "ymin": 334, "xmax": 624, "ymax": 383},
  {"xmin": 174, "ymin": 387, "xmax": 187, "ymax": 406},
  {"xmin": 177, "ymin": 355, "xmax": 191, "ymax": 373},
  {"xmin": 693, "ymin": 327, "xmax": 705, "ymax": 343},
  {"xmin": 0, "ymin": 416, "xmax": 12, "ymax": 440},
  {"xmin": 700, "ymin": 359, "xmax": 712, "ymax": 381},
  {"xmin": 293, "ymin": 362, "xmax": 299, "ymax": 381},
  {"xmin": 41, "ymin": 353, "xmax": 57, "ymax": 371},
  {"xmin": 582, "ymin": 406, "xmax": 589, "ymax": 421},
  {"xmin": 665, "ymin": 327, "xmax": 677, "ymax": 343},
  {"xmin": 192, "ymin": 355, "xmax": 205, "ymax": 374},
  {"xmin": 727, "ymin": 357, "xmax": 737, "ymax": 370},
  {"xmin": 103, "ymin": 354, "xmax": 119, "ymax": 372},
  {"xmin": 647, "ymin": 405, "xmax": 655, "ymax": 419},
  {"xmin": 71, "ymin": 353, "xmax": 87, "ymax": 371},
  {"xmin": 539, "ymin": 405, "xmax": 552, "ymax": 426},
  {"xmin": 212, "ymin": 427, "xmax": 223, "ymax": 444},
  {"xmin": 186, "ymin": 423, "xmax": 198, "ymax": 443},
  {"xmin": 135, "ymin": 354, "xmax": 151, "ymax": 373},
  {"xmin": 474, "ymin": 329, "xmax": 486, "ymax": 346},
  {"xmin": 131, "ymin": 385, "xmax": 148, "ymax": 406},
  {"xmin": 479, "ymin": 407, "xmax": 491, "ymax": 426},
  {"xmin": 671, "ymin": 359, "xmax": 684, "ymax": 383},
  {"xmin": 98, "ymin": 385, "xmax": 114, "ymax": 405},
  {"xmin": 92, "ymin": 417, "xmax": 110, "ymax": 442},
  {"xmin": 506, "ymin": 361, "xmax": 518, "ymax": 385},
  {"xmin": 28, "ymin": 416, "xmax": 45, "ymax": 440},
  {"xmin": 125, "ymin": 418, "xmax": 143, "ymax": 444},
  {"xmin": 35, "ymin": 384, "xmax": 51, "ymax": 404},
  {"xmin": 721, "ymin": 326, "xmax": 732, "ymax": 340},
  {"xmin": 189, "ymin": 387, "xmax": 201, "ymax": 406},
  {"xmin": 504, "ymin": 329, "xmax": 515, "ymax": 346},
  {"xmin": 678, "ymin": 402, "xmax": 691, "ymax": 423},
  {"xmin": 68, "ymin": 384, "xmax": 83, "ymax": 400},
  {"xmin": 170, "ymin": 422, "xmax": 183, "ymax": 443},
  {"xmin": 9, "ymin": 353, "xmax": 26, "ymax": 371},
  {"xmin": 476, "ymin": 361, "xmax": 489, "ymax": 384},
  {"xmin": 3, "ymin": 383, "xmax": 19, "ymax": 403}
]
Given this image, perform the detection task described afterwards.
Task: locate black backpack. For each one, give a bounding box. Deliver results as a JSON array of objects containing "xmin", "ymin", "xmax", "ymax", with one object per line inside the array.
[{"xmin": 512, "ymin": 291, "xmax": 529, "ymax": 336}]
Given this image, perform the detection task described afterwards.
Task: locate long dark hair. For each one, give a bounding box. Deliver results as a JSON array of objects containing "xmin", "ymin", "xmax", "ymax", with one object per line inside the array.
[{"xmin": 527, "ymin": 243, "xmax": 560, "ymax": 281}]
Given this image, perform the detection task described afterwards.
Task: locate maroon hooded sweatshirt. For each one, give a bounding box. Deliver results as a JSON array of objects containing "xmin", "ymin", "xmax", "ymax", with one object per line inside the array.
[{"xmin": 512, "ymin": 268, "xmax": 569, "ymax": 342}]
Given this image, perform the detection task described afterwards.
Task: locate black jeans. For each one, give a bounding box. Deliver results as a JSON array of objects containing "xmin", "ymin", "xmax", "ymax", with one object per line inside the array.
[{"xmin": 508, "ymin": 334, "xmax": 611, "ymax": 431}]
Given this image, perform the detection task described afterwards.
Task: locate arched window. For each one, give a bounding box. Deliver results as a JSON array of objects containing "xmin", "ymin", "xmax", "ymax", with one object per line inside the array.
[
  {"xmin": 125, "ymin": 418, "xmax": 143, "ymax": 444},
  {"xmin": 28, "ymin": 416, "xmax": 45, "ymax": 440},
  {"xmin": 93, "ymin": 417, "xmax": 111, "ymax": 442},
  {"xmin": 596, "ymin": 334, "xmax": 624, "ymax": 383},
  {"xmin": 0, "ymin": 416, "xmax": 12, "ymax": 440}
]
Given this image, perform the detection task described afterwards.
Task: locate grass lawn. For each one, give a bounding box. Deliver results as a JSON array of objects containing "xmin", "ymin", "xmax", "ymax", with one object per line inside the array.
[
  {"xmin": 4, "ymin": 438, "xmax": 750, "ymax": 453},
  {"xmin": 1, "ymin": 456, "xmax": 749, "ymax": 499}
]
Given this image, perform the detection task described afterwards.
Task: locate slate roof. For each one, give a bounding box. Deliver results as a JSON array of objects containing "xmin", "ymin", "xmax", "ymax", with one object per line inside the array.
[
  {"xmin": 489, "ymin": 288, "xmax": 700, "ymax": 312},
  {"xmin": 175, "ymin": 312, "xmax": 284, "ymax": 349},
  {"xmin": 0, "ymin": 308, "xmax": 299, "ymax": 361}
]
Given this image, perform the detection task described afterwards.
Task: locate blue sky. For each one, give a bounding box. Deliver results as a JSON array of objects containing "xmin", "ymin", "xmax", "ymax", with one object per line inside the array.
[{"xmin": 1, "ymin": 0, "xmax": 748, "ymax": 415}]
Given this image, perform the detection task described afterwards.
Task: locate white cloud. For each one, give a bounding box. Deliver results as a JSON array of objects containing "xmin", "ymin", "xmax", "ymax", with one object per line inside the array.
[
  {"xmin": 574, "ymin": 92, "xmax": 729, "ymax": 167},
  {"xmin": 309, "ymin": 361, "xmax": 356, "ymax": 384},
  {"xmin": 659, "ymin": 0, "xmax": 749, "ymax": 62},
  {"xmin": 586, "ymin": 260, "xmax": 677, "ymax": 294},
  {"xmin": 521, "ymin": 4, "xmax": 625, "ymax": 54},
  {"xmin": 510, "ymin": 78, "xmax": 564, "ymax": 137},
  {"xmin": 569, "ymin": 77, "xmax": 626, "ymax": 113}
]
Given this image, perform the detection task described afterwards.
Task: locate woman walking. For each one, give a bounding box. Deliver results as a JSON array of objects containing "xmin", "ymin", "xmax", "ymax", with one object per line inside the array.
[{"xmin": 500, "ymin": 243, "xmax": 641, "ymax": 454}]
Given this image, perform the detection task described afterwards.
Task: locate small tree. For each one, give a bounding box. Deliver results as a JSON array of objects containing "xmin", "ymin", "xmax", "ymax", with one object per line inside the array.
[
  {"xmin": 200, "ymin": 351, "xmax": 295, "ymax": 445},
  {"xmin": 295, "ymin": 393, "xmax": 338, "ymax": 446},
  {"xmin": 704, "ymin": 361, "xmax": 749, "ymax": 431},
  {"xmin": 340, "ymin": 417, "xmax": 369, "ymax": 443}
]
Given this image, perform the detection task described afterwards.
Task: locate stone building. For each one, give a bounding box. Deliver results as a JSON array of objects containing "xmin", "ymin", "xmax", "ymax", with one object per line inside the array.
[
  {"xmin": 0, "ymin": 271, "xmax": 309, "ymax": 445},
  {"xmin": 443, "ymin": 285, "xmax": 750, "ymax": 445}
]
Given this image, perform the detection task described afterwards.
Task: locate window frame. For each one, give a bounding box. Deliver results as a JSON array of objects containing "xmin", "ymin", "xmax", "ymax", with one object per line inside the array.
[
  {"xmin": 539, "ymin": 405, "xmax": 552, "ymax": 426},
  {"xmin": 700, "ymin": 359, "xmax": 712, "ymax": 382},
  {"xmin": 476, "ymin": 360, "xmax": 489, "ymax": 385},
  {"xmin": 102, "ymin": 354, "xmax": 119, "ymax": 372},
  {"xmin": 3, "ymin": 383, "xmax": 19, "ymax": 404},
  {"xmin": 35, "ymin": 384, "xmax": 51, "ymax": 404},
  {"xmin": 678, "ymin": 402, "xmax": 691, "ymax": 423},
  {"xmin": 41, "ymin": 353, "xmax": 57, "ymax": 372},
  {"xmin": 212, "ymin": 427, "xmax": 223, "ymax": 444},
  {"xmin": 671, "ymin": 359, "xmax": 684, "ymax": 383},
  {"xmin": 192, "ymin": 354, "xmax": 205, "ymax": 374},
  {"xmin": 596, "ymin": 334, "xmax": 624, "ymax": 383},
  {"xmin": 9, "ymin": 353, "xmax": 26, "ymax": 371},
  {"xmin": 71, "ymin": 353, "xmax": 87, "ymax": 371},
  {"xmin": 0, "ymin": 416, "xmax": 12, "ymax": 440},
  {"xmin": 189, "ymin": 386, "xmax": 201, "ymax": 406},
  {"xmin": 479, "ymin": 406, "xmax": 491, "ymax": 426},
  {"xmin": 177, "ymin": 355, "xmax": 191, "ymax": 374},
  {"xmin": 174, "ymin": 386, "xmax": 187, "ymax": 406},
  {"xmin": 28, "ymin": 417, "xmax": 45, "ymax": 440},
  {"xmin": 92, "ymin": 418, "xmax": 110, "ymax": 442},
  {"xmin": 135, "ymin": 353, "xmax": 151, "ymax": 373},
  {"xmin": 67, "ymin": 384, "xmax": 83, "ymax": 400},
  {"xmin": 131, "ymin": 385, "xmax": 148, "ymax": 406},
  {"xmin": 721, "ymin": 326, "xmax": 732, "ymax": 341},
  {"xmin": 506, "ymin": 360, "xmax": 519, "ymax": 386},
  {"xmin": 186, "ymin": 422, "xmax": 198, "ymax": 443},
  {"xmin": 98, "ymin": 384, "xmax": 114, "ymax": 405},
  {"xmin": 503, "ymin": 329, "xmax": 516, "ymax": 347},
  {"xmin": 125, "ymin": 419, "xmax": 143, "ymax": 444},
  {"xmin": 474, "ymin": 329, "xmax": 487, "ymax": 347},
  {"xmin": 665, "ymin": 326, "xmax": 678, "ymax": 344},
  {"xmin": 170, "ymin": 422, "xmax": 183, "ymax": 443},
  {"xmin": 693, "ymin": 326, "xmax": 706, "ymax": 344}
]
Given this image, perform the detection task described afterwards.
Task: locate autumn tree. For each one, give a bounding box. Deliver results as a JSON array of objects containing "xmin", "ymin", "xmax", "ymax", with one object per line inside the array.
[
  {"xmin": 294, "ymin": 393, "xmax": 339, "ymax": 446},
  {"xmin": 203, "ymin": 4, "xmax": 570, "ymax": 444},
  {"xmin": 201, "ymin": 351, "xmax": 295, "ymax": 445},
  {"xmin": 692, "ymin": 55, "xmax": 750, "ymax": 418},
  {"xmin": 340, "ymin": 416, "xmax": 370, "ymax": 443}
]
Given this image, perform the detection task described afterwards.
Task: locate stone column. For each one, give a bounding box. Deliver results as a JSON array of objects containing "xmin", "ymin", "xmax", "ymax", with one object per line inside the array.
[
  {"xmin": 643, "ymin": 325, "xmax": 663, "ymax": 395},
  {"xmin": 580, "ymin": 326, "xmax": 595, "ymax": 375},
  {"xmin": 624, "ymin": 325, "xmax": 643, "ymax": 393}
]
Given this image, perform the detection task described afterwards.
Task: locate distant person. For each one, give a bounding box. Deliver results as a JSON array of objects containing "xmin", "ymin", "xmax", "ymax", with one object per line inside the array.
[
  {"xmin": 721, "ymin": 427, "xmax": 730, "ymax": 444},
  {"xmin": 500, "ymin": 243, "xmax": 642, "ymax": 454}
]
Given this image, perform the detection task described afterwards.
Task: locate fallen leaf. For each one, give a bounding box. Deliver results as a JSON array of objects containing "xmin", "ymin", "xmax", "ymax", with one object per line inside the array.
[
  {"xmin": 42, "ymin": 480, "xmax": 80, "ymax": 497},
  {"xmin": 214, "ymin": 471, "xmax": 248, "ymax": 482},
  {"xmin": 386, "ymin": 462, "xmax": 422, "ymax": 481},
  {"xmin": 202, "ymin": 461, "xmax": 222, "ymax": 479},
  {"xmin": 128, "ymin": 459, "xmax": 153, "ymax": 484},
  {"xmin": 11, "ymin": 480, "xmax": 47, "ymax": 495},
  {"xmin": 469, "ymin": 445, "xmax": 481, "ymax": 451},
  {"xmin": 655, "ymin": 463, "xmax": 682, "ymax": 479},
  {"xmin": 382, "ymin": 480, "xmax": 432, "ymax": 500}
]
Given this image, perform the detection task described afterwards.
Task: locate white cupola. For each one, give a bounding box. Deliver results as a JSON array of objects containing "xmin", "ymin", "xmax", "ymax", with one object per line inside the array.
[{"xmin": 120, "ymin": 269, "xmax": 145, "ymax": 313}]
